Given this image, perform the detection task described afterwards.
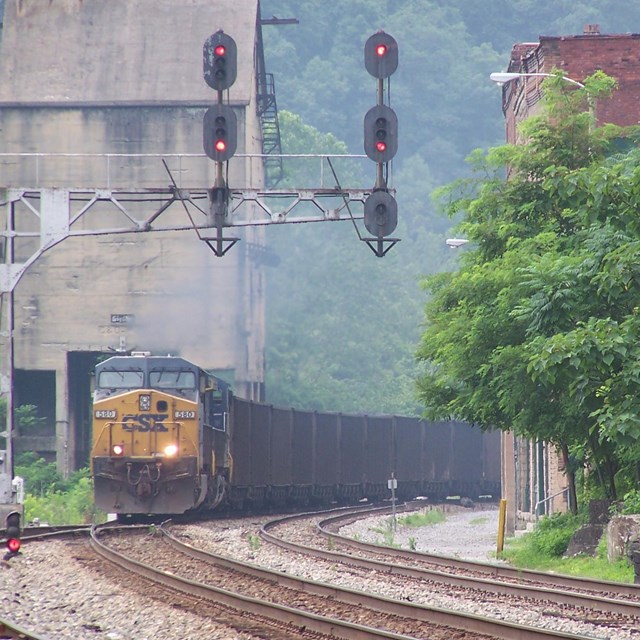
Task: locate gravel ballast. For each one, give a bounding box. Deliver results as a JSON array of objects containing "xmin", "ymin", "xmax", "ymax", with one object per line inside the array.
[{"xmin": 1, "ymin": 506, "xmax": 636, "ymax": 639}]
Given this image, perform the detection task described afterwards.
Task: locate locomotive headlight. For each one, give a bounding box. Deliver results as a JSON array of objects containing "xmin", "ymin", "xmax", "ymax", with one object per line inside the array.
[
  {"xmin": 112, "ymin": 444, "xmax": 125, "ymax": 456},
  {"xmin": 139, "ymin": 394, "xmax": 151, "ymax": 411},
  {"xmin": 163, "ymin": 444, "xmax": 179, "ymax": 457}
]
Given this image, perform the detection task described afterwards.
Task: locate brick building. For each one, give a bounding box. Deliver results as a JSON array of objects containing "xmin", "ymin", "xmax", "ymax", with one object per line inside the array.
[
  {"xmin": 496, "ymin": 26, "xmax": 640, "ymax": 533},
  {"xmin": 502, "ymin": 25, "xmax": 640, "ymax": 142}
]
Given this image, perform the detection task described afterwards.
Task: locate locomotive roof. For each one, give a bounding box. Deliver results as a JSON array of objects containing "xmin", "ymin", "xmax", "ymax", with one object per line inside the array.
[{"xmin": 96, "ymin": 355, "xmax": 200, "ymax": 373}]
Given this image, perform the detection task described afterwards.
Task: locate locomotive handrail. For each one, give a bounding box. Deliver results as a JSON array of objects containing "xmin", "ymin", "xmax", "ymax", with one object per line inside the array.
[{"xmin": 88, "ymin": 422, "xmax": 115, "ymax": 460}]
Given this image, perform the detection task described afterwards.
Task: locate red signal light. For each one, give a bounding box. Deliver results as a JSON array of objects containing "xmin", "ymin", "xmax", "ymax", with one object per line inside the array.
[
  {"xmin": 376, "ymin": 141, "xmax": 387, "ymax": 152},
  {"xmin": 214, "ymin": 139, "xmax": 227, "ymax": 152},
  {"xmin": 4, "ymin": 511, "xmax": 21, "ymax": 559},
  {"xmin": 214, "ymin": 44, "xmax": 226, "ymax": 56},
  {"xmin": 376, "ymin": 44, "xmax": 387, "ymax": 57},
  {"xmin": 6, "ymin": 538, "xmax": 20, "ymax": 554}
]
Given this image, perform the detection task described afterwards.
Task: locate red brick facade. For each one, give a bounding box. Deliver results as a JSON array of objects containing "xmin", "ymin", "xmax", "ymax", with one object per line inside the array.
[{"xmin": 501, "ymin": 28, "xmax": 640, "ymax": 143}]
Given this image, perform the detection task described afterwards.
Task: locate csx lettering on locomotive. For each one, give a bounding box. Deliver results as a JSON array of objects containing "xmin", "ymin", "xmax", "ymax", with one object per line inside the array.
[{"xmin": 122, "ymin": 414, "xmax": 169, "ymax": 432}]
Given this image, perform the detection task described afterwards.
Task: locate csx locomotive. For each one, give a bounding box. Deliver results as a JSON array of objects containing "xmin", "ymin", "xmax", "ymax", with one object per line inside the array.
[
  {"xmin": 91, "ymin": 353, "xmax": 501, "ymax": 516},
  {"xmin": 91, "ymin": 353, "xmax": 231, "ymax": 514}
]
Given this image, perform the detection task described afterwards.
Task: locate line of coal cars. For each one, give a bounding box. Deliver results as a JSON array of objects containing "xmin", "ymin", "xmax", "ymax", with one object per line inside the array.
[{"xmin": 91, "ymin": 354, "xmax": 500, "ymax": 516}]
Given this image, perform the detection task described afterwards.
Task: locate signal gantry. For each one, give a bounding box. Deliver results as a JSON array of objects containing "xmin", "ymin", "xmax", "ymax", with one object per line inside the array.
[{"xmin": 198, "ymin": 29, "xmax": 400, "ymax": 257}]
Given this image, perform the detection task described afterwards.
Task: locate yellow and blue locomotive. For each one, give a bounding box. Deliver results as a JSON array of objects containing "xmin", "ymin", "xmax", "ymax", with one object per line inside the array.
[{"xmin": 90, "ymin": 353, "xmax": 231, "ymax": 515}]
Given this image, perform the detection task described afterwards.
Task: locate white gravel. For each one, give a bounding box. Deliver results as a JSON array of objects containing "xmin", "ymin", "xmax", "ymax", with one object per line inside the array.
[
  {"xmin": 0, "ymin": 539, "xmax": 254, "ymax": 640},
  {"xmin": 338, "ymin": 504, "xmax": 504, "ymax": 562}
]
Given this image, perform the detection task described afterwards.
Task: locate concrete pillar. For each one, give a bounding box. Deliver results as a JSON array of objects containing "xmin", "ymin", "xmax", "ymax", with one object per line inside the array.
[
  {"xmin": 501, "ymin": 430, "xmax": 516, "ymax": 535},
  {"xmin": 55, "ymin": 366, "xmax": 71, "ymax": 478}
]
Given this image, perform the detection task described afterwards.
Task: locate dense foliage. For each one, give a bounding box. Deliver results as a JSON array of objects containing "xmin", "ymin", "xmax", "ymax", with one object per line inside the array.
[
  {"xmin": 416, "ymin": 71, "xmax": 640, "ymax": 504},
  {"xmin": 0, "ymin": 401, "xmax": 100, "ymax": 523},
  {"xmin": 260, "ymin": 0, "xmax": 640, "ymax": 414}
]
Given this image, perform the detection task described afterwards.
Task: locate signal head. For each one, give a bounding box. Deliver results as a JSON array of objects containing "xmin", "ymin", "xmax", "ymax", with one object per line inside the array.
[
  {"xmin": 364, "ymin": 190, "xmax": 398, "ymax": 238},
  {"xmin": 203, "ymin": 30, "xmax": 237, "ymax": 91},
  {"xmin": 364, "ymin": 31, "xmax": 398, "ymax": 79},
  {"xmin": 364, "ymin": 105, "xmax": 398, "ymax": 163},
  {"xmin": 203, "ymin": 104, "xmax": 238, "ymax": 162},
  {"xmin": 5, "ymin": 511, "xmax": 21, "ymax": 558},
  {"xmin": 6, "ymin": 537, "xmax": 20, "ymax": 554}
]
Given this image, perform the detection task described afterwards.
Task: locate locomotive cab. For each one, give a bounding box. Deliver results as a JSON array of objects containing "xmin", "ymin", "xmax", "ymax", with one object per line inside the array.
[{"xmin": 90, "ymin": 353, "xmax": 230, "ymax": 515}]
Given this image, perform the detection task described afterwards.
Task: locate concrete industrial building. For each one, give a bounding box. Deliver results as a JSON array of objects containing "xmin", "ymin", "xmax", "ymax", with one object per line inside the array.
[
  {"xmin": 0, "ymin": 0, "xmax": 272, "ymax": 477},
  {"xmin": 496, "ymin": 26, "xmax": 640, "ymax": 533}
]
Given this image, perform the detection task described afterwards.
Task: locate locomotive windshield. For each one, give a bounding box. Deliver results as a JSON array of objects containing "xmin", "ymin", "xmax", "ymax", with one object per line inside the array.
[
  {"xmin": 98, "ymin": 370, "xmax": 144, "ymax": 389},
  {"xmin": 149, "ymin": 370, "xmax": 196, "ymax": 389}
]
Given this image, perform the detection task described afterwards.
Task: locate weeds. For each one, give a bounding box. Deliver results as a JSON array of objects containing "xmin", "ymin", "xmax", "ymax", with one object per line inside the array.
[
  {"xmin": 397, "ymin": 508, "xmax": 446, "ymax": 528},
  {"xmin": 502, "ymin": 513, "xmax": 634, "ymax": 583},
  {"xmin": 371, "ymin": 517, "xmax": 398, "ymax": 547},
  {"xmin": 247, "ymin": 533, "xmax": 261, "ymax": 550}
]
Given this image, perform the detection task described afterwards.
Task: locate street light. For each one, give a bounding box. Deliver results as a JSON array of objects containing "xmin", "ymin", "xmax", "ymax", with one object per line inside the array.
[
  {"xmin": 490, "ymin": 72, "xmax": 584, "ymax": 88},
  {"xmin": 445, "ymin": 238, "xmax": 469, "ymax": 248}
]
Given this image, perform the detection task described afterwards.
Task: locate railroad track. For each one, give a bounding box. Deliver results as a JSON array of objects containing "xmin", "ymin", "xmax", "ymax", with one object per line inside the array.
[
  {"xmin": 90, "ymin": 517, "xmax": 612, "ymax": 640},
  {"xmin": 0, "ymin": 618, "xmax": 48, "ymax": 640},
  {"xmin": 316, "ymin": 506, "xmax": 640, "ymax": 600},
  {"xmin": 255, "ymin": 505, "xmax": 640, "ymax": 635},
  {"xmin": 4, "ymin": 504, "xmax": 638, "ymax": 638},
  {"xmin": 259, "ymin": 506, "xmax": 640, "ymax": 616}
]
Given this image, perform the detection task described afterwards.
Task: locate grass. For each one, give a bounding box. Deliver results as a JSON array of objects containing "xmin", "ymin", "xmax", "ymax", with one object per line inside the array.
[
  {"xmin": 370, "ymin": 508, "xmax": 447, "ymax": 549},
  {"xmin": 397, "ymin": 508, "xmax": 446, "ymax": 528},
  {"xmin": 501, "ymin": 515, "xmax": 634, "ymax": 583}
]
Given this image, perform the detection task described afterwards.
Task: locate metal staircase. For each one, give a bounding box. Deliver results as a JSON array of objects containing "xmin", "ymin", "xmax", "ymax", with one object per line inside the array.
[{"xmin": 257, "ymin": 72, "xmax": 284, "ymax": 187}]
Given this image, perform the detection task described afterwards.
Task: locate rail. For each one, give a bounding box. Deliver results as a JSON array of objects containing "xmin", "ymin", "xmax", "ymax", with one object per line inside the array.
[
  {"xmin": 534, "ymin": 487, "xmax": 569, "ymax": 518},
  {"xmin": 314, "ymin": 506, "xmax": 640, "ymax": 600},
  {"xmin": 0, "ymin": 617, "xmax": 50, "ymax": 640}
]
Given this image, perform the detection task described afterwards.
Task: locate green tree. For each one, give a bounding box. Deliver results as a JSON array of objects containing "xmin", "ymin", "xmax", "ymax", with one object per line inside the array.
[{"xmin": 417, "ymin": 71, "xmax": 640, "ymax": 506}]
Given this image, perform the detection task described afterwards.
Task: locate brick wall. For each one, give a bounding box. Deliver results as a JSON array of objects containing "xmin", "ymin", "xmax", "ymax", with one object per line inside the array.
[
  {"xmin": 504, "ymin": 32, "xmax": 640, "ymax": 133},
  {"xmin": 542, "ymin": 34, "xmax": 640, "ymax": 127}
]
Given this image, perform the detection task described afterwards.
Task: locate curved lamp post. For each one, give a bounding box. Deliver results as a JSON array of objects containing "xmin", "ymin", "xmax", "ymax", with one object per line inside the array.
[
  {"xmin": 445, "ymin": 238, "xmax": 469, "ymax": 248},
  {"xmin": 489, "ymin": 71, "xmax": 585, "ymax": 88}
]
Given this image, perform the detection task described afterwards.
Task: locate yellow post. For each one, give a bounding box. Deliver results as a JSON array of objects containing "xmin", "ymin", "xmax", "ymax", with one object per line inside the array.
[{"xmin": 496, "ymin": 498, "xmax": 507, "ymax": 556}]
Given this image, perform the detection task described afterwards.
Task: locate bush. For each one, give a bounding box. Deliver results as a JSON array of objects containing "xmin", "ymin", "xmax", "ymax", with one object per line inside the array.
[
  {"xmin": 23, "ymin": 475, "xmax": 101, "ymax": 525},
  {"xmin": 15, "ymin": 452, "xmax": 68, "ymax": 495},
  {"xmin": 529, "ymin": 513, "xmax": 583, "ymax": 557},
  {"xmin": 14, "ymin": 453, "xmax": 104, "ymax": 524},
  {"xmin": 621, "ymin": 489, "xmax": 640, "ymax": 515}
]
